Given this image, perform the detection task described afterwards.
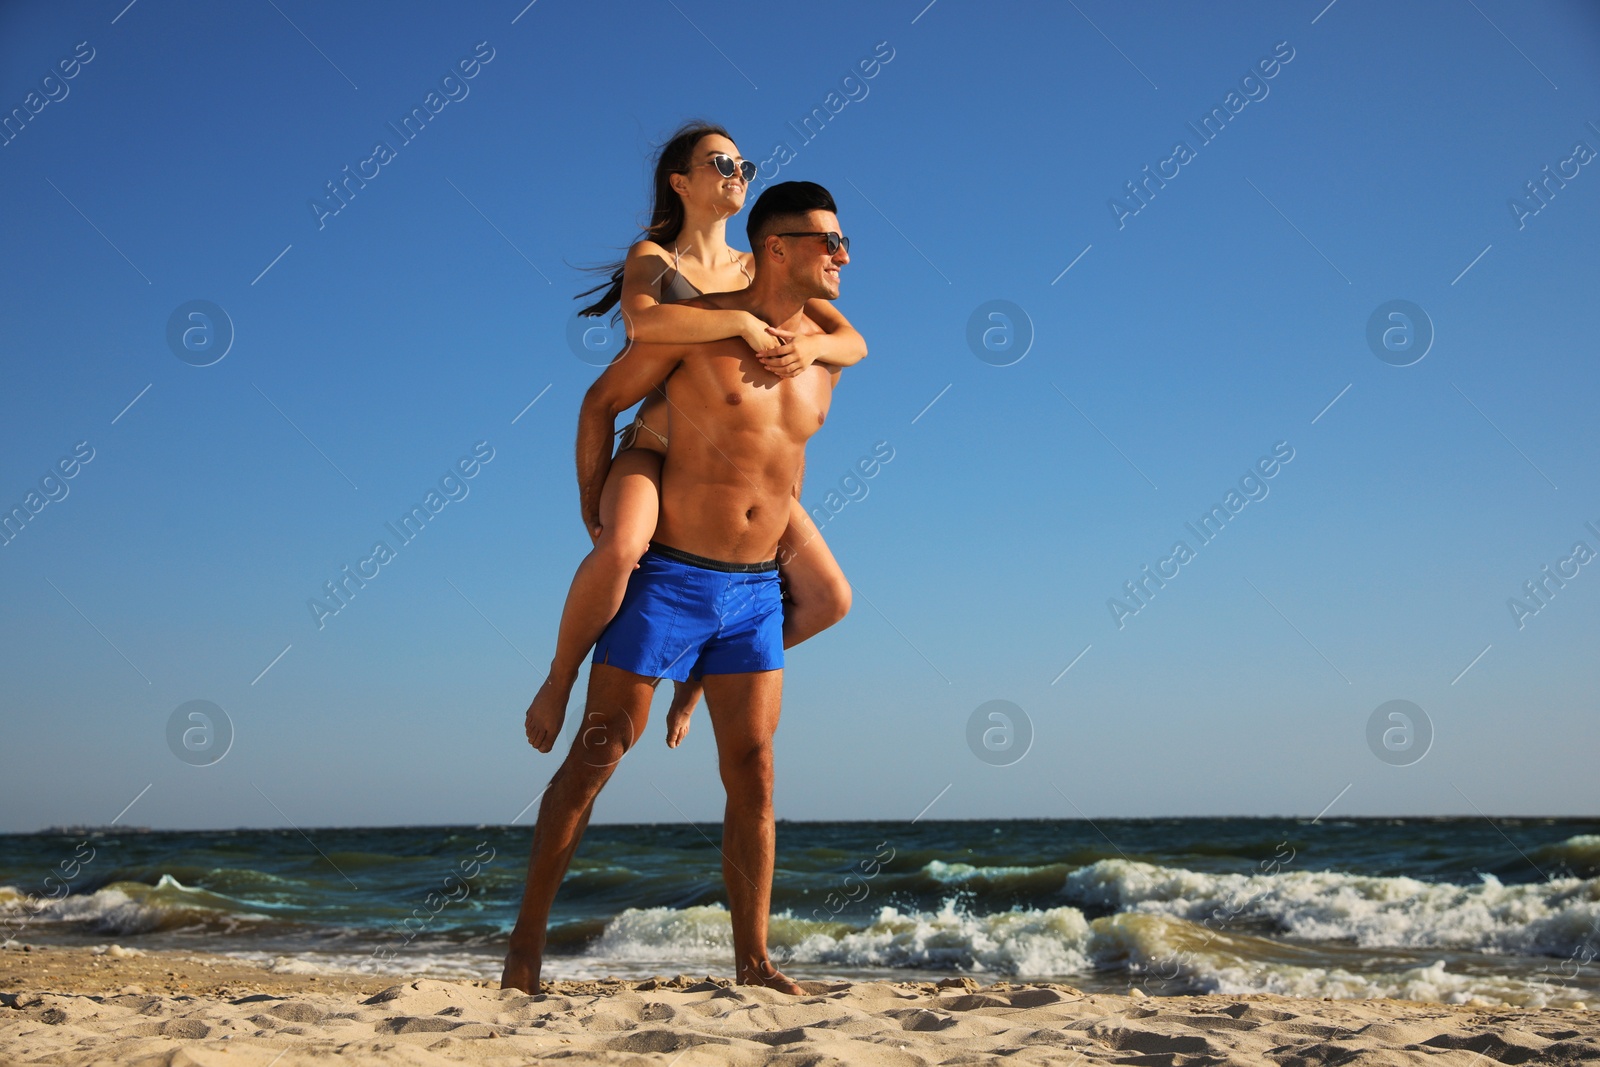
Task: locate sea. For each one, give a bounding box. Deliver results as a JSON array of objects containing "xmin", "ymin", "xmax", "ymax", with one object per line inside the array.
[{"xmin": 3, "ymin": 818, "xmax": 1598, "ymax": 1007}]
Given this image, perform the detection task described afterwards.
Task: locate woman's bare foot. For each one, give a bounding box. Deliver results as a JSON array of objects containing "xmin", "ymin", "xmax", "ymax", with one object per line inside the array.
[
  {"xmin": 525, "ymin": 675, "xmax": 574, "ymax": 753},
  {"xmin": 664, "ymin": 677, "xmax": 704, "ymax": 748},
  {"xmin": 500, "ymin": 948, "xmax": 541, "ymax": 993},
  {"xmin": 737, "ymin": 959, "xmax": 803, "ymax": 995}
]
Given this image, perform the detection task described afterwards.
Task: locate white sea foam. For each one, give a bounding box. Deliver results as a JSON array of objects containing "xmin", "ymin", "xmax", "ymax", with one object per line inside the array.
[
  {"xmin": 589, "ymin": 904, "xmax": 734, "ymax": 960},
  {"xmin": 793, "ymin": 902, "xmax": 1093, "ymax": 975},
  {"xmin": 1062, "ymin": 858, "xmax": 1600, "ymax": 957},
  {"xmin": 576, "ymin": 901, "xmax": 1594, "ymax": 1007},
  {"xmin": 0, "ymin": 875, "xmax": 266, "ymax": 935},
  {"xmin": 921, "ymin": 859, "xmax": 1072, "ymax": 888}
]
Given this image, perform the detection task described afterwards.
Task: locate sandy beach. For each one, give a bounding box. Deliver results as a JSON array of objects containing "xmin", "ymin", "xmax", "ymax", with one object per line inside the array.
[{"xmin": 3, "ymin": 944, "xmax": 1598, "ymax": 1065}]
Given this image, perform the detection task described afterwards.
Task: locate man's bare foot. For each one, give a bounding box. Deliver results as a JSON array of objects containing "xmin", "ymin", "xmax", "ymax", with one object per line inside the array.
[
  {"xmin": 500, "ymin": 948, "xmax": 541, "ymax": 993},
  {"xmin": 525, "ymin": 675, "xmax": 573, "ymax": 753},
  {"xmin": 738, "ymin": 959, "xmax": 804, "ymax": 994},
  {"xmin": 664, "ymin": 677, "xmax": 704, "ymax": 748}
]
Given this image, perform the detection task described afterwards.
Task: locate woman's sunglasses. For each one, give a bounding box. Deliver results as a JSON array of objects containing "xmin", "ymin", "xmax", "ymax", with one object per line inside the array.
[
  {"xmin": 774, "ymin": 231, "xmax": 850, "ymax": 255},
  {"xmin": 695, "ymin": 153, "xmax": 757, "ymax": 182}
]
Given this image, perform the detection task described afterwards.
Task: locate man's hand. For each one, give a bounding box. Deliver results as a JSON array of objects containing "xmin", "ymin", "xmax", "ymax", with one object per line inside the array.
[{"xmin": 757, "ymin": 328, "xmax": 819, "ymax": 378}]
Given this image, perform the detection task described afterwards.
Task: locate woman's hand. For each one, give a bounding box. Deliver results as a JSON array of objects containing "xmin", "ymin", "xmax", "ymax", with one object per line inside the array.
[
  {"xmin": 740, "ymin": 312, "xmax": 783, "ymax": 353},
  {"xmin": 758, "ymin": 329, "xmax": 818, "ymax": 378}
]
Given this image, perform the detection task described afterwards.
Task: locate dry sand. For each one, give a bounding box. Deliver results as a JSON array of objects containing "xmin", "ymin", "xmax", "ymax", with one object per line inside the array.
[{"xmin": 3, "ymin": 943, "xmax": 1598, "ymax": 1065}]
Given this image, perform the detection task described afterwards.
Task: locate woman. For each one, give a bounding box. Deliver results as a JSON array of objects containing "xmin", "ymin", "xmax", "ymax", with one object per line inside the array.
[{"xmin": 524, "ymin": 122, "xmax": 865, "ymax": 753}]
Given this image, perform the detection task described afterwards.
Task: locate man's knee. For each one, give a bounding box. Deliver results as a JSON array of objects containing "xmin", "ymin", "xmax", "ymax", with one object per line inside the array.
[
  {"xmin": 719, "ymin": 740, "xmax": 774, "ymax": 799},
  {"xmin": 557, "ymin": 714, "xmax": 635, "ymax": 790},
  {"xmin": 551, "ymin": 751, "xmax": 615, "ymax": 800}
]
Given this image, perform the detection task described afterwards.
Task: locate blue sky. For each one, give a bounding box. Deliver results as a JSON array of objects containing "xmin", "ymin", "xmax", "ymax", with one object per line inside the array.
[{"xmin": 2, "ymin": 0, "xmax": 1597, "ymax": 831}]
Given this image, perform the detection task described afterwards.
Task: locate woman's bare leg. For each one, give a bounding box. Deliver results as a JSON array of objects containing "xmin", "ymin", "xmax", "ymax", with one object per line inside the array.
[
  {"xmin": 525, "ymin": 449, "xmax": 662, "ymax": 753},
  {"xmin": 664, "ymin": 498, "xmax": 850, "ymax": 747},
  {"xmin": 774, "ymin": 497, "xmax": 853, "ymax": 648},
  {"xmin": 664, "ymin": 675, "xmax": 702, "ymax": 748},
  {"xmin": 663, "ymin": 558, "xmax": 721, "ymax": 749}
]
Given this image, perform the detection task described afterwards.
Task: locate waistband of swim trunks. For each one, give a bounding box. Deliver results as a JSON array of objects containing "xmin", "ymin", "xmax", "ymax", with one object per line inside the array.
[{"xmin": 647, "ymin": 541, "xmax": 778, "ymax": 573}]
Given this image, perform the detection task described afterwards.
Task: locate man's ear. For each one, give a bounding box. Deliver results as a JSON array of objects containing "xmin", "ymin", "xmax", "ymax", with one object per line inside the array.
[{"xmin": 763, "ymin": 233, "xmax": 783, "ymax": 261}]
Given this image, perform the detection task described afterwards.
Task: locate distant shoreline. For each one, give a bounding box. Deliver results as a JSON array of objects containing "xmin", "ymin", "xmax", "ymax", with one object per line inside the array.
[{"xmin": 13, "ymin": 813, "xmax": 1600, "ymax": 835}]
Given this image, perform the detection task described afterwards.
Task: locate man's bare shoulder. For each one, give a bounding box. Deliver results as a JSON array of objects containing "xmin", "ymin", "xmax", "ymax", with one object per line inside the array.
[{"xmin": 795, "ymin": 310, "xmax": 830, "ymax": 336}]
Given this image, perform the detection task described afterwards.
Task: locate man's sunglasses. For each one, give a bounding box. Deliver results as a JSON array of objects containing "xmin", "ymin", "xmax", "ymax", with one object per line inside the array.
[
  {"xmin": 694, "ymin": 153, "xmax": 757, "ymax": 182},
  {"xmin": 774, "ymin": 231, "xmax": 850, "ymax": 255}
]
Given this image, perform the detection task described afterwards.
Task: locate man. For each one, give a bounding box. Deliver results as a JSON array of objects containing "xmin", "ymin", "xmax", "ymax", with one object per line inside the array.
[{"xmin": 500, "ymin": 182, "xmax": 850, "ymax": 994}]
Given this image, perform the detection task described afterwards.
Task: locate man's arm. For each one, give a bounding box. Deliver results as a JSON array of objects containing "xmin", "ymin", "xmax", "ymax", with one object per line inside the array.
[{"xmin": 576, "ymin": 339, "xmax": 684, "ymax": 537}]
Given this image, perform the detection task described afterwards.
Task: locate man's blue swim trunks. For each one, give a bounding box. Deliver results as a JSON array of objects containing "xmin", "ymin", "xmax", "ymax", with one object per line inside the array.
[{"xmin": 591, "ymin": 541, "xmax": 784, "ymax": 682}]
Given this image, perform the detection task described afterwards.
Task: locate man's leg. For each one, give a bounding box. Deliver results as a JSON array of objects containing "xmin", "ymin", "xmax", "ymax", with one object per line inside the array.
[
  {"xmin": 701, "ymin": 668, "xmax": 802, "ymax": 993},
  {"xmin": 501, "ymin": 663, "xmax": 656, "ymax": 992}
]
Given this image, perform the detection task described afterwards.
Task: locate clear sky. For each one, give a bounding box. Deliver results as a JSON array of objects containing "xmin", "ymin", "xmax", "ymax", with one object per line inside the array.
[{"xmin": 2, "ymin": 1, "xmax": 1597, "ymax": 832}]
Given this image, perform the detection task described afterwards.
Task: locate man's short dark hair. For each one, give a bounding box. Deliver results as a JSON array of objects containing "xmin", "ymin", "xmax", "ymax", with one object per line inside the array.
[{"xmin": 746, "ymin": 181, "xmax": 837, "ymax": 254}]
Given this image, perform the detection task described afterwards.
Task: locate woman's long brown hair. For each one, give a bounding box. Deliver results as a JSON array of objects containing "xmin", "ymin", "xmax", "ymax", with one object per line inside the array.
[{"xmin": 575, "ymin": 121, "xmax": 733, "ymax": 318}]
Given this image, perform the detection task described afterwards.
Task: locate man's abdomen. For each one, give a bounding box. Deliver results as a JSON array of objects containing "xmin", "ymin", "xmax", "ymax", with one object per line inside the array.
[{"xmin": 655, "ymin": 474, "xmax": 796, "ymax": 566}]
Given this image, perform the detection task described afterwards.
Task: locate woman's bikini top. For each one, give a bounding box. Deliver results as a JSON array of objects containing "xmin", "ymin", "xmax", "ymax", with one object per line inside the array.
[
  {"xmin": 661, "ymin": 262, "xmax": 703, "ymax": 302},
  {"xmin": 618, "ymin": 246, "xmax": 754, "ymax": 451},
  {"xmin": 661, "ymin": 243, "xmax": 707, "ymax": 302}
]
